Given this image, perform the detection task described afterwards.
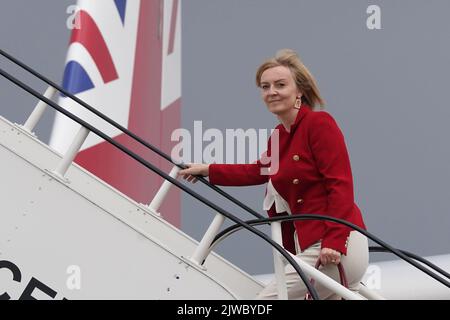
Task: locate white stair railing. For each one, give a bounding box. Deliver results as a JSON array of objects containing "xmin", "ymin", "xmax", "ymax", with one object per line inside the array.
[
  {"xmin": 53, "ymin": 126, "xmax": 90, "ymax": 179},
  {"xmin": 147, "ymin": 165, "xmax": 227, "ymax": 269},
  {"xmin": 148, "ymin": 165, "xmax": 180, "ymax": 215},
  {"xmin": 271, "ymin": 221, "xmax": 288, "ymax": 299},
  {"xmin": 288, "ymin": 253, "xmax": 365, "ymax": 300},
  {"xmin": 23, "ymin": 86, "xmax": 57, "ymax": 133},
  {"xmin": 358, "ymin": 284, "xmax": 386, "ymax": 300},
  {"xmin": 190, "ymin": 213, "xmax": 226, "ymax": 268}
]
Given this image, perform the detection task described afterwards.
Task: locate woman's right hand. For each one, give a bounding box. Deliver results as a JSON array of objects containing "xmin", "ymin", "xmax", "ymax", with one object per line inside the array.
[{"xmin": 177, "ymin": 163, "xmax": 209, "ymax": 183}]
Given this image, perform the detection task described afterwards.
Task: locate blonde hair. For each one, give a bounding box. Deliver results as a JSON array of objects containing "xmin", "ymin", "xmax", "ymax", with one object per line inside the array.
[{"xmin": 256, "ymin": 49, "xmax": 325, "ymax": 109}]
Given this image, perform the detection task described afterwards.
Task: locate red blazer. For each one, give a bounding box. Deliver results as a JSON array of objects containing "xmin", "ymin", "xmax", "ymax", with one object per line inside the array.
[{"xmin": 209, "ymin": 104, "xmax": 366, "ymax": 255}]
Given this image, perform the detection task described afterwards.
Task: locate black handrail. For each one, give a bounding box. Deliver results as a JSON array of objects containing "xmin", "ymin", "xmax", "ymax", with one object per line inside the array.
[
  {"xmin": 0, "ymin": 66, "xmax": 320, "ymax": 300},
  {"xmin": 369, "ymin": 246, "xmax": 450, "ymax": 280},
  {"xmin": 208, "ymin": 214, "xmax": 450, "ymax": 289},
  {"xmin": 0, "ymin": 48, "xmax": 264, "ymax": 220}
]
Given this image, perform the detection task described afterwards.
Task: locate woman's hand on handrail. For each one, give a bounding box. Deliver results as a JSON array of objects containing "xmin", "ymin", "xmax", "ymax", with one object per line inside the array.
[{"xmin": 178, "ymin": 163, "xmax": 210, "ymax": 183}]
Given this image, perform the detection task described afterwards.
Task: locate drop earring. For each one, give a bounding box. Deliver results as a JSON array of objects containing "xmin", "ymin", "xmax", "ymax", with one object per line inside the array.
[{"xmin": 294, "ymin": 96, "xmax": 302, "ymax": 109}]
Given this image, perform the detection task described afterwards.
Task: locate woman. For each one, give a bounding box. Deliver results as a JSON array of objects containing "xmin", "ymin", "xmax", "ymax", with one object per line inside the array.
[{"xmin": 178, "ymin": 49, "xmax": 369, "ymax": 299}]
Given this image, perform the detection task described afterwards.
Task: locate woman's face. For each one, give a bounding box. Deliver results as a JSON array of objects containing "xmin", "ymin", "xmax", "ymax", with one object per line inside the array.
[{"xmin": 260, "ymin": 66, "xmax": 301, "ymax": 115}]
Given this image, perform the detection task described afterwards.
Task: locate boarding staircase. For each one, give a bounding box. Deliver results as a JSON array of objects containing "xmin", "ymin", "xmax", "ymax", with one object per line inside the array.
[{"xmin": 0, "ymin": 49, "xmax": 449, "ymax": 300}]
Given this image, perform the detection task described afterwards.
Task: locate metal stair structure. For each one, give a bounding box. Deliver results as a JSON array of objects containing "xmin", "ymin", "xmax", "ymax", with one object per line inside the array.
[
  {"xmin": 1, "ymin": 50, "xmax": 449, "ymax": 300},
  {"xmin": 0, "ymin": 114, "xmax": 264, "ymax": 300}
]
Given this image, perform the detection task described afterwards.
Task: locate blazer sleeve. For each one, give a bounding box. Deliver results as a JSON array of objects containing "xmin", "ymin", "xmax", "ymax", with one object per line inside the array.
[
  {"xmin": 208, "ymin": 136, "xmax": 272, "ymax": 186},
  {"xmin": 308, "ymin": 112, "xmax": 354, "ymax": 255}
]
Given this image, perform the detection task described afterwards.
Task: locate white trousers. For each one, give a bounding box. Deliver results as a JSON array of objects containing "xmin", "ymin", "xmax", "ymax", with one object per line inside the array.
[{"xmin": 256, "ymin": 231, "xmax": 369, "ymax": 300}]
